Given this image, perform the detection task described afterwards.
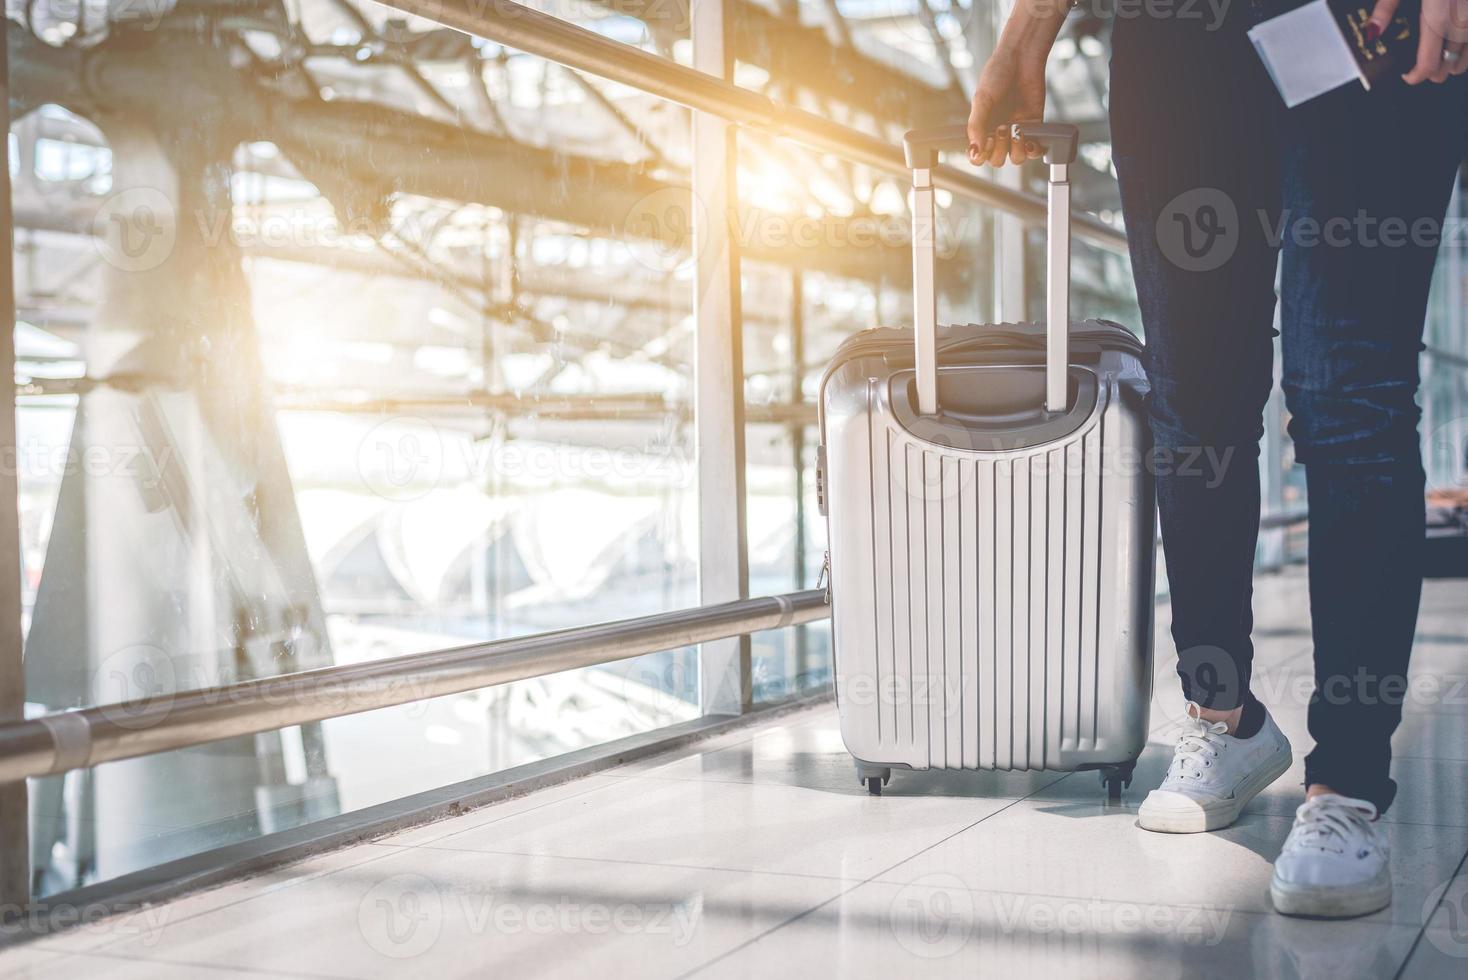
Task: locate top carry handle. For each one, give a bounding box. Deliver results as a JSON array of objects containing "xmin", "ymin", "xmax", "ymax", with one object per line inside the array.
[{"xmin": 901, "ymin": 122, "xmax": 1080, "ymax": 417}]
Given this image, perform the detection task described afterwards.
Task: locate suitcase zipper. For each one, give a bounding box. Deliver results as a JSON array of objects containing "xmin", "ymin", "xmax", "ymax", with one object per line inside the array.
[
  {"xmin": 827, "ymin": 323, "xmax": 1142, "ymax": 368},
  {"xmin": 818, "ymin": 551, "xmax": 831, "ymax": 603}
]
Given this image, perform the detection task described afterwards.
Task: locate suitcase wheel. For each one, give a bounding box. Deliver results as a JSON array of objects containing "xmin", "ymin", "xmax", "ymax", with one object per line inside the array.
[
  {"xmin": 855, "ymin": 764, "xmax": 891, "ymax": 796},
  {"xmin": 1100, "ymin": 762, "xmax": 1136, "ymax": 804}
]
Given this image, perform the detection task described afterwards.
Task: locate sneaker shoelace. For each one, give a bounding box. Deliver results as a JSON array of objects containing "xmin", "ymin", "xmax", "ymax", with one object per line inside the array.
[
  {"xmin": 1166, "ymin": 714, "xmax": 1231, "ymax": 783},
  {"xmin": 1285, "ymin": 795, "xmax": 1379, "ymax": 856}
]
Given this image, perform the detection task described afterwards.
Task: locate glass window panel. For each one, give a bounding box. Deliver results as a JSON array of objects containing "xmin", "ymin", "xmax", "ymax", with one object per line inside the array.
[{"xmin": 9, "ymin": 4, "xmax": 701, "ymax": 897}]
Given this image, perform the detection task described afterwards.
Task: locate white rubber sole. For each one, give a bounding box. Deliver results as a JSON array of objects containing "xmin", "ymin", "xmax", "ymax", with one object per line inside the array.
[
  {"xmin": 1271, "ymin": 866, "xmax": 1393, "ymax": 919},
  {"xmin": 1137, "ymin": 745, "xmax": 1293, "ymax": 834}
]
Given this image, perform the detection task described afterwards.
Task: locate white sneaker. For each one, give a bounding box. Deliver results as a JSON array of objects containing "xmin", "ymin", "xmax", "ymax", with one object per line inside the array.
[
  {"xmin": 1137, "ymin": 702, "xmax": 1293, "ymax": 833},
  {"xmin": 1271, "ymin": 794, "xmax": 1392, "ymax": 918}
]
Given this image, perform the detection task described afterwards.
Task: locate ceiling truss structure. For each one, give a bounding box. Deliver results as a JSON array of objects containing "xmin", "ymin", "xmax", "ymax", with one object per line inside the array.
[{"xmin": 7, "ymin": 0, "xmax": 1124, "ymax": 418}]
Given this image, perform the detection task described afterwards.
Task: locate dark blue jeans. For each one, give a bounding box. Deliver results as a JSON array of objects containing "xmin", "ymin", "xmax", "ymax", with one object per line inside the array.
[{"xmin": 1109, "ymin": 8, "xmax": 1468, "ymax": 812}]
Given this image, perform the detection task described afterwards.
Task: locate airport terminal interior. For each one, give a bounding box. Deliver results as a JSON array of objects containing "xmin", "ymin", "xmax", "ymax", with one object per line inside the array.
[{"xmin": 0, "ymin": 0, "xmax": 1465, "ymax": 976}]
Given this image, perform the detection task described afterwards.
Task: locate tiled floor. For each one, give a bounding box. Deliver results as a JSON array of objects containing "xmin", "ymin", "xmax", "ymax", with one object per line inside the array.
[{"xmin": 4, "ymin": 566, "xmax": 1468, "ymax": 979}]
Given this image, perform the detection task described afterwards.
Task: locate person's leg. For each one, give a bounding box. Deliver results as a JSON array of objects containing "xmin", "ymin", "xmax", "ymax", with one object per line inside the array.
[
  {"xmin": 1270, "ymin": 71, "xmax": 1468, "ymax": 920},
  {"xmin": 1279, "ymin": 76, "xmax": 1468, "ymax": 814},
  {"xmin": 1109, "ymin": 9, "xmax": 1284, "ymax": 719},
  {"xmin": 1111, "ymin": 8, "xmax": 1295, "ymax": 834}
]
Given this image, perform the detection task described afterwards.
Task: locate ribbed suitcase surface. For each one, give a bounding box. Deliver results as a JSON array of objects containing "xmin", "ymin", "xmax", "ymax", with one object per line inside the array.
[
  {"xmin": 819, "ymin": 321, "xmax": 1155, "ymax": 778},
  {"xmin": 825, "ymin": 123, "xmax": 1156, "ymax": 795}
]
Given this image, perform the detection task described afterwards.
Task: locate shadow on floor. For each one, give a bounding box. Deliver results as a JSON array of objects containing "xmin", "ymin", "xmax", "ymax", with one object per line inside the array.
[
  {"xmin": 691, "ymin": 751, "xmax": 1073, "ymax": 800},
  {"xmin": 1030, "ymin": 800, "xmax": 1286, "ymax": 865}
]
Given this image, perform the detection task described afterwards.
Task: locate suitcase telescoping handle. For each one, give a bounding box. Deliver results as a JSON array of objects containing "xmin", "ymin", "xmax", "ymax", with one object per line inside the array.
[{"xmin": 901, "ymin": 122, "xmax": 1080, "ymax": 417}]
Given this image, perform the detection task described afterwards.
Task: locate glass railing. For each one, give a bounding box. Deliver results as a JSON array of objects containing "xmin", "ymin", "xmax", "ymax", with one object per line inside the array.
[
  {"xmin": 7, "ymin": 0, "xmax": 716, "ymax": 898},
  {"xmin": 6, "ymin": 0, "xmax": 1103, "ymax": 901}
]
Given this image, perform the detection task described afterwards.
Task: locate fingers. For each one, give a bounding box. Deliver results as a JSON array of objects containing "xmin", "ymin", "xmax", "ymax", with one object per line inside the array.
[
  {"xmin": 987, "ymin": 125, "xmax": 1045, "ymax": 166},
  {"xmin": 979, "ymin": 129, "xmax": 998, "ymax": 164},
  {"xmin": 1451, "ymin": 41, "xmax": 1468, "ymax": 75},
  {"xmin": 1403, "ymin": 21, "xmax": 1444, "ymax": 83},
  {"xmin": 1435, "ymin": 41, "xmax": 1464, "ymax": 81},
  {"xmin": 1366, "ymin": 0, "xmax": 1400, "ymax": 40},
  {"xmin": 968, "ymin": 131, "xmax": 995, "ymax": 166},
  {"xmin": 964, "ymin": 79, "xmax": 1045, "ymax": 168},
  {"xmin": 966, "ymin": 98, "xmax": 991, "ymax": 165},
  {"xmin": 987, "ymin": 124, "xmax": 1010, "ymax": 167},
  {"xmin": 967, "ymin": 107, "xmax": 1013, "ymax": 168},
  {"xmin": 966, "ymin": 93, "xmax": 1009, "ymax": 167},
  {"xmin": 966, "ymin": 138, "xmax": 986, "ymax": 166}
]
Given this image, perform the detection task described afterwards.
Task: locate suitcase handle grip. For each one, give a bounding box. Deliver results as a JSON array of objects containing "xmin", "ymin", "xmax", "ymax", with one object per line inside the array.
[
  {"xmin": 902, "ymin": 125, "xmax": 968, "ymax": 169},
  {"xmin": 901, "ymin": 123, "xmax": 1078, "ymax": 169},
  {"xmin": 904, "ymin": 122, "xmax": 1077, "ymax": 417}
]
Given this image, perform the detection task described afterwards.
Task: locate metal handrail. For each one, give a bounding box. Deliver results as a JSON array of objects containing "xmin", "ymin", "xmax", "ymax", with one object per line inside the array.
[
  {"xmin": 375, "ymin": 0, "xmax": 1129, "ymax": 254},
  {"xmin": 0, "ymin": 590, "xmax": 830, "ymax": 784},
  {"xmin": 1259, "ymin": 510, "xmax": 1309, "ymax": 530}
]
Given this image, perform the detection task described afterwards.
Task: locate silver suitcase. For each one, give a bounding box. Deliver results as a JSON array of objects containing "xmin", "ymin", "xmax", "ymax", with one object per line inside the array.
[{"xmin": 816, "ymin": 123, "xmax": 1156, "ymax": 800}]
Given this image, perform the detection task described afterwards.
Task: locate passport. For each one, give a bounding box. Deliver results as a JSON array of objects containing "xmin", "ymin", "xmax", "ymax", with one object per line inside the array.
[{"xmin": 1249, "ymin": 0, "xmax": 1421, "ymax": 107}]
